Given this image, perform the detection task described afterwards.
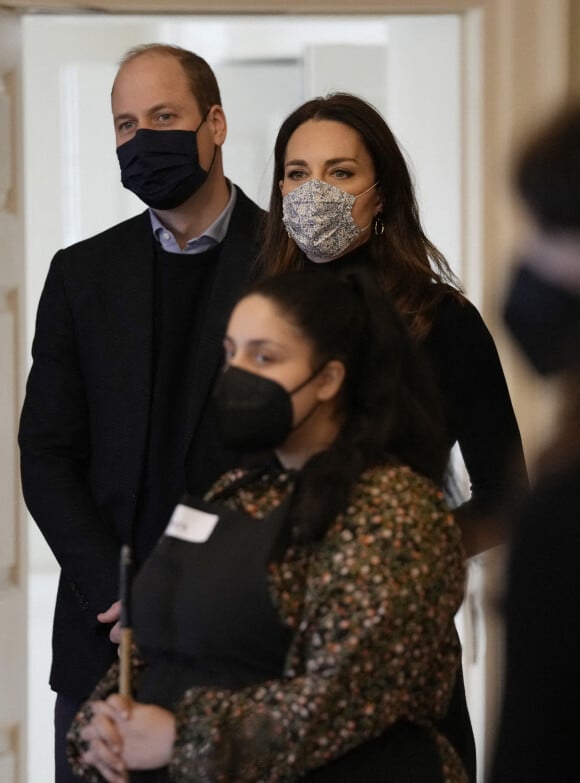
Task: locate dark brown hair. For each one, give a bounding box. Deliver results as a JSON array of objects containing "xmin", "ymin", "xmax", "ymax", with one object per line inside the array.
[
  {"xmin": 242, "ymin": 268, "xmax": 450, "ymax": 540},
  {"xmin": 258, "ymin": 92, "xmax": 462, "ymax": 341},
  {"xmin": 515, "ymin": 102, "xmax": 580, "ymax": 475},
  {"xmin": 515, "ymin": 102, "xmax": 580, "ymax": 232}
]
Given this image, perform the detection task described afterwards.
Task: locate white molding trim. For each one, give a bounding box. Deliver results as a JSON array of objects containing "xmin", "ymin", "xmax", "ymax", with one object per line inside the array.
[
  {"xmin": 0, "ymin": 726, "xmax": 16, "ymax": 783},
  {"xmin": 0, "ymin": 83, "xmax": 12, "ymax": 210},
  {"xmin": 0, "ymin": 286, "xmax": 17, "ymax": 591}
]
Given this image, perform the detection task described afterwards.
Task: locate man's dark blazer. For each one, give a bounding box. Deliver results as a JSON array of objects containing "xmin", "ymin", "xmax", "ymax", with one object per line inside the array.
[{"xmin": 19, "ymin": 186, "xmax": 265, "ymax": 697}]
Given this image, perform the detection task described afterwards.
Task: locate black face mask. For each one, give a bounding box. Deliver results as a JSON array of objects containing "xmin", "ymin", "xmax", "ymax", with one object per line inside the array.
[
  {"xmin": 503, "ymin": 263, "xmax": 580, "ymax": 375},
  {"xmin": 212, "ymin": 365, "xmax": 321, "ymax": 453},
  {"xmin": 116, "ymin": 120, "xmax": 212, "ymax": 210}
]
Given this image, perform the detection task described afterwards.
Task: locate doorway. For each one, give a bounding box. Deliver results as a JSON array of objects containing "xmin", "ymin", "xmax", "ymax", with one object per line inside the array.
[{"xmin": 22, "ymin": 12, "xmax": 468, "ymax": 783}]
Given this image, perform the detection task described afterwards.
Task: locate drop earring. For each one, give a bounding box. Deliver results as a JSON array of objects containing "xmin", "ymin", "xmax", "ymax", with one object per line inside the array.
[{"xmin": 373, "ymin": 213, "xmax": 385, "ymax": 237}]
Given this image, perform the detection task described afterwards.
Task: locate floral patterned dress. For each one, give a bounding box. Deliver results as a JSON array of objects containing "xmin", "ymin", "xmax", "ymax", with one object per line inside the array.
[{"xmin": 68, "ymin": 462, "xmax": 467, "ymax": 783}]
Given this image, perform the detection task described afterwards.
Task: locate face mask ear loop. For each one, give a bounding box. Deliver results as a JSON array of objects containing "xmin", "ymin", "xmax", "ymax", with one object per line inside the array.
[
  {"xmin": 195, "ymin": 105, "xmax": 212, "ymax": 133},
  {"xmin": 285, "ymin": 360, "xmax": 332, "ymax": 435},
  {"xmin": 205, "ymin": 144, "xmax": 218, "ymax": 175},
  {"xmin": 354, "ymin": 180, "xmax": 379, "ymax": 201},
  {"xmin": 195, "ymin": 106, "xmax": 218, "ymax": 175},
  {"xmin": 352, "ymin": 181, "xmax": 379, "ymax": 234},
  {"xmin": 288, "ymin": 360, "xmax": 328, "ymax": 396}
]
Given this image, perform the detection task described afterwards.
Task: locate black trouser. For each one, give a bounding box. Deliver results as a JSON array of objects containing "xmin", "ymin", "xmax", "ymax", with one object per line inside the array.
[
  {"xmin": 436, "ymin": 667, "xmax": 477, "ymax": 782},
  {"xmin": 55, "ymin": 693, "xmax": 85, "ymax": 783}
]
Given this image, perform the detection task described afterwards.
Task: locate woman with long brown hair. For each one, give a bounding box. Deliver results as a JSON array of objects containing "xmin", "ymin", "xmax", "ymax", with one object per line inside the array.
[{"xmin": 257, "ymin": 93, "xmax": 529, "ymax": 781}]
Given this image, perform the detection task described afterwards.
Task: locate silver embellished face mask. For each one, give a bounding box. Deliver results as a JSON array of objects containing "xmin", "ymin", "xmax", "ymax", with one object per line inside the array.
[{"xmin": 282, "ymin": 179, "xmax": 377, "ymax": 263}]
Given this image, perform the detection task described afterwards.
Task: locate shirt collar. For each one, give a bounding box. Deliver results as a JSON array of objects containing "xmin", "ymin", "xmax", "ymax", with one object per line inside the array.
[{"xmin": 149, "ymin": 181, "xmax": 237, "ymax": 255}]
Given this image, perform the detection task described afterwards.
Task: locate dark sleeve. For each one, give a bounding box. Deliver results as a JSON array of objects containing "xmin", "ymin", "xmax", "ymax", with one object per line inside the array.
[
  {"xmin": 66, "ymin": 649, "xmax": 146, "ymax": 781},
  {"xmin": 18, "ymin": 250, "xmax": 121, "ymax": 617},
  {"xmin": 422, "ymin": 295, "xmax": 528, "ymax": 523},
  {"xmin": 489, "ymin": 466, "xmax": 580, "ymax": 783}
]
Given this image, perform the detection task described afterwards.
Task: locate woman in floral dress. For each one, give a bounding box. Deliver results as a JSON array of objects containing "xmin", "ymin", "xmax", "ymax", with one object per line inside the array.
[{"xmin": 68, "ymin": 268, "xmax": 467, "ymax": 783}]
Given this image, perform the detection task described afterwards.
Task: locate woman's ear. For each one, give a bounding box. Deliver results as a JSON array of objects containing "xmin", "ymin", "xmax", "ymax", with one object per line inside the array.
[{"xmin": 316, "ymin": 360, "xmax": 346, "ymax": 402}]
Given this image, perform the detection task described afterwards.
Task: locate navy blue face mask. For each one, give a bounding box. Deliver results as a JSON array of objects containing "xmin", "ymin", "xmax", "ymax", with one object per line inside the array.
[
  {"xmin": 116, "ymin": 118, "xmax": 213, "ymax": 210},
  {"xmin": 503, "ymin": 263, "xmax": 580, "ymax": 376}
]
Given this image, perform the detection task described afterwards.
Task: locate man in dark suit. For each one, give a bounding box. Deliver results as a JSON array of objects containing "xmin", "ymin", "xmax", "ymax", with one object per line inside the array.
[{"xmin": 18, "ymin": 43, "xmax": 264, "ymax": 783}]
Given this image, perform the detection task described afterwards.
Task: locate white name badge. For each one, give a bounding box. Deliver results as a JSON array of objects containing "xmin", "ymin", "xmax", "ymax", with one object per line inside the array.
[{"xmin": 165, "ymin": 504, "xmax": 219, "ymax": 543}]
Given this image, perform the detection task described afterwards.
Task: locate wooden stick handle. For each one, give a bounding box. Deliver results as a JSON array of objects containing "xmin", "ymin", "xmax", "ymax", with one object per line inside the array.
[{"xmin": 119, "ymin": 627, "xmax": 133, "ymax": 700}]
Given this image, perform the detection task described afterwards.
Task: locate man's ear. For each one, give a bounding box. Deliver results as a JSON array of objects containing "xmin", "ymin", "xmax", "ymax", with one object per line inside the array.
[
  {"xmin": 316, "ymin": 360, "xmax": 346, "ymax": 402},
  {"xmin": 208, "ymin": 105, "xmax": 227, "ymax": 146}
]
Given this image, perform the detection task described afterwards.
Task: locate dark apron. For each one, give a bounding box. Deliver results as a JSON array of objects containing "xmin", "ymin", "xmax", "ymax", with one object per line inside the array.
[{"xmin": 130, "ymin": 478, "xmax": 445, "ymax": 782}]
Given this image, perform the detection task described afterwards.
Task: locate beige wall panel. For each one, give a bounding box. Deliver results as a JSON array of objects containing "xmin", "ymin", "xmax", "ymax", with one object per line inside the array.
[{"xmin": 571, "ymin": 0, "xmax": 580, "ymax": 95}]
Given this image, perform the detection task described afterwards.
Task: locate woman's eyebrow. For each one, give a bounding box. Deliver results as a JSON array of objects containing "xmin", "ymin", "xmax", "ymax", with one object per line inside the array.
[{"xmin": 285, "ymin": 156, "xmax": 359, "ymax": 169}]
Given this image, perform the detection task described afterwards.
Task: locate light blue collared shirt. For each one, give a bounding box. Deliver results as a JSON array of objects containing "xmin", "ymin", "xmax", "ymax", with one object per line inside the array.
[{"xmin": 149, "ymin": 182, "xmax": 237, "ymax": 255}]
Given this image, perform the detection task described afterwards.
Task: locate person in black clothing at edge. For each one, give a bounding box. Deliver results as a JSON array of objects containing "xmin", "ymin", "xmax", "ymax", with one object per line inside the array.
[
  {"xmin": 18, "ymin": 43, "xmax": 264, "ymax": 783},
  {"xmin": 68, "ymin": 267, "xmax": 469, "ymax": 783},
  {"xmin": 489, "ymin": 102, "xmax": 580, "ymax": 783},
  {"xmin": 255, "ymin": 93, "xmax": 529, "ymax": 782}
]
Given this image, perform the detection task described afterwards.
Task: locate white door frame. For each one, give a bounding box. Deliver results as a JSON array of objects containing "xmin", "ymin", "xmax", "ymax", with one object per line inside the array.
[{"xmin": 0, "ymin": 10, "xmax": 26, "ymax": 783}]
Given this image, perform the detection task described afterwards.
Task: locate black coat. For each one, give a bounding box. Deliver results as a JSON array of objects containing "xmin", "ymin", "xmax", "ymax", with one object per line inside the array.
[
  {"xmin": 19, "ymin": 187, "xmax": 265, "ymax": 697},
  {"xmin": 489, "ymin": 457, "xmax": 580, "ymax": 783}
]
